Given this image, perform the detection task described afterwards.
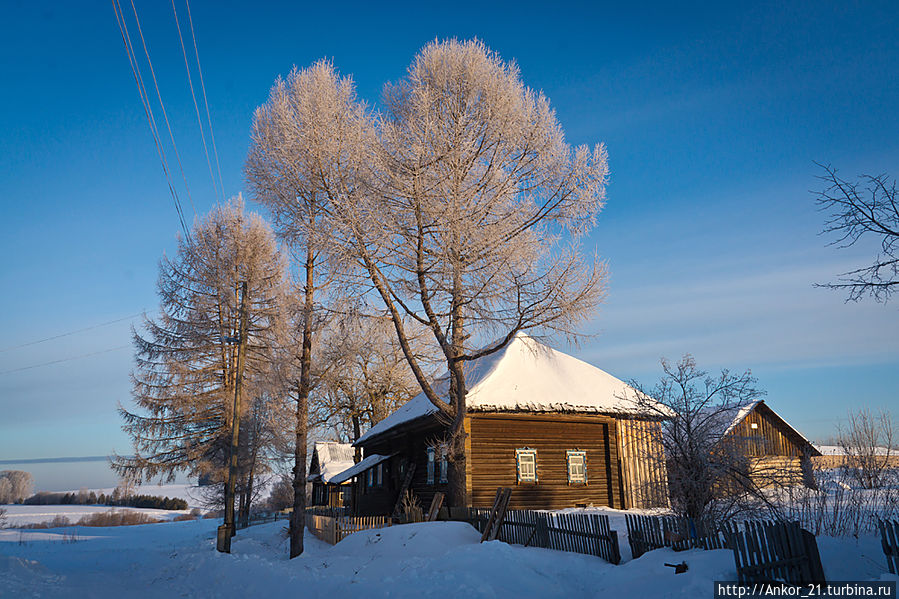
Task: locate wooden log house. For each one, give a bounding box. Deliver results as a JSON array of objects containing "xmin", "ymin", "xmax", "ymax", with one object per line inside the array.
[{"xmin": 332, "ymin": 333, "xmax": 673, "ymax": 516}]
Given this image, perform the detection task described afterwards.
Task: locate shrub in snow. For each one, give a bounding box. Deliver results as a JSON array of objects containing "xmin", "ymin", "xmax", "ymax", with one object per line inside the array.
[
  {"xmin": 774, "ymin": 465, "xmax": 899, "ymax": 537},
  {"xmin": 76, "ymin": 510, "xmax": 162, "ymax": 527}
]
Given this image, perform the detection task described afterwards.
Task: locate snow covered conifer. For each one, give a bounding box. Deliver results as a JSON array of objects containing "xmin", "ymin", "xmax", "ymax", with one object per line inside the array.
[{"xmin": 113, "ymin": 199, "xmax": 287, "ymax": 516}]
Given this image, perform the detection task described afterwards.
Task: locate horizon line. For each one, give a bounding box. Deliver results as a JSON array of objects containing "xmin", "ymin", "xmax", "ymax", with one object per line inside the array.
[{"xmin": 0, "ymin": 455, "xmax": 115, "ymax": 465}]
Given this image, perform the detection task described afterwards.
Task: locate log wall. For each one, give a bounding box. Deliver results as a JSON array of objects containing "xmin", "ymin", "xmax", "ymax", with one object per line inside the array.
[
  {"xmin": 467, "ymin": 413, "xmax": 625, "ymax": 510},
  {"xmin": 617, "ymin": 418, "xmax": 670, "ymax": 509}
]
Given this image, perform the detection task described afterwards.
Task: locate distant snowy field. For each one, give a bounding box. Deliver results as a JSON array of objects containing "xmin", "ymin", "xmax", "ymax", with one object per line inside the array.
[
  {"xmin": 2, "ymin": 504, "xmax": 194, "ymax": 527},
  {"xmin": 0, "ymin": 484, "xmax": 207, "ymax": 526},
  {"xmin": 1, "ymin": 515, "xmax": 896, "ymax": 598},
  {"xmin": 0, "ymin": 484, "xmax": 209, "ymax": 528}
]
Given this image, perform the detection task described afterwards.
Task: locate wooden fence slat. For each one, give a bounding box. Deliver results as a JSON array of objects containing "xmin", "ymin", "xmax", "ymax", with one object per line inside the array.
[
  {"xmin": 726, "ymin": 520, "xmax": 825, "ymax": 586},
  {"xmin": 879, "ymin": 520, "xmax": 899, "ymax": 575}
]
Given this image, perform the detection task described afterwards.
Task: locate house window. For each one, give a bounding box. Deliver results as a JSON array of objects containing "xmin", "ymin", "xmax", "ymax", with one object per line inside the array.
[
  {"xmin": 376, "ymin": 463, "xmax": 383, "ymax": 487},
  {"xmin": 366, "ymin": 468, "xmax": 373, "ymax": 488},
  {"xmin": 427, "ymin": 447, "xmax": 435, "ymax": 484},
  {"xmin": 516, "ymin": 448, "xmax": 537, "ymax": 483},
  {"xmin": 567, "ymin": 450, "xmax": 587, "ymax": 484},
  {"xmin": 439, "ymin": 445, "xmax": 448, "ymax": 484}
]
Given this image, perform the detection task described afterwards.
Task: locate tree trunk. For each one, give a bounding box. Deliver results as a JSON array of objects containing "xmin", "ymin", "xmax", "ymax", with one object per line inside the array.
[
  {"xmin": 237, "ymin": 482, "xmax": 247, "ymax": 529},
  {"xmin": 224, "ymin": 282, "xmax": 249, "ymax": 539},
  {"xmin": 352, "ymin": 414, "xmax": 361, "ymax": 464},
  {"xmin": 289, "ymin": 246, "xmax": 314, "ymax": 559},
  {"xmin": 242, "ymin": 470, "xmax": 255, "ymax": 528},
  {"xmin": 446, "ymin": 260, "xmax": 468, "ymax": 508}
]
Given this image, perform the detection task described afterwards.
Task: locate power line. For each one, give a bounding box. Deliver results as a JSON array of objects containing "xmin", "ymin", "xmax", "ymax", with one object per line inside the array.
[
  {"xmin": 0, "ymin": 346, "xmax": 130, "ymax": 376},
  {"xmin": 184, "ymin": 0, "xmax": 226, "ymax": 202},
  {"xmin": 0, "ymin": 312, "xmax": 144, "ymax": 354},
  {"xmin": 111, "ymin": 0, "xmax": 191, "ymax": 241},
  {"xmin": 171, "ymin": 0, "xmax": 220, "ymax": 204},
  {"xmin": 127, "ymin": 0, "xmax": 198, "ymax": 221}
]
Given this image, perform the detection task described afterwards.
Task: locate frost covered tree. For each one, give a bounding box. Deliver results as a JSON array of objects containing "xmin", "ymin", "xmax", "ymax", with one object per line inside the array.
[
  {"xmin": 113, "ymin": 199, "xmax": 287, "ymax": 521},
  {"xmin": 837, "ymin": 408, "xmax": 896, "ymax": 489},
  {"xmin": 815, "ymin": 164, "xmax": 899, "ymax": 302},
  {"xmin": 246, "ymin": 60, "xmax": 360, "ymax": 557},
  {"xmin": 0, "ymin": 479, "xmax": 12, "ymax": 505},
  {"xmin": 623, "ymin": 355, "xmax": 768, "ymax": 520},
  {"xmin": 0, "ymin": 471, "xmax": 33, "ymax": 503},
  {"xmin": 246, "ymin": 40, "xmax": 608, "ymax": 508},
  {"xmin": 314, "ymin": 314, "xmax": 427, "ymax": 447}
]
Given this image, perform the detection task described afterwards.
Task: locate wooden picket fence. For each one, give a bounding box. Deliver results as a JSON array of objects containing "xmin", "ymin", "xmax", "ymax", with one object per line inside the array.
[
  {"xmin": 245, "ymin": 511, "xmax": 286, "ymax": 527},
  {"xmin": 451, "ymin": 507, "xmax": 621, "ymax": 564},
  {"xmin": 878, "ymin": 519, "xmax": 899, "ymax": 575},
  {"xmin": 625, "ymin": 514, "xmax": 726, "ymax": 558},
  {"xmin": 305, "ymin": 506, "xmax": 351, "ymax": 518},
  {"xmin": 304, "ymin": 513, "xmax": 391, "ymax": 545},
  {"xmin": 722, "ymin": 520, "xmax": 825, "ymax": 586}
]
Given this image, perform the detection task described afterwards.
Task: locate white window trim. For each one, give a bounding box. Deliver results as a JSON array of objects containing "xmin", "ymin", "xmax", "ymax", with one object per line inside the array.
[
  {"xmin": 438, "ymin": 444, "xmax": 448, "ymax": 484},
  {"xmin": 566, "ymin": 450, "xmax": 587, "ymax": 484},
  {"xmin": 516, "ymin": 448, "xmax": 538, "ymax": 483},
  {"xmin": 426, "ymin": 447, "xmax": 436, "ymax": 485}
]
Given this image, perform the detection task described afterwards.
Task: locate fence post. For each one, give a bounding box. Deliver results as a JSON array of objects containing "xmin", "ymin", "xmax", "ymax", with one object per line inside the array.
[
  {"xmin": 536, "ymin": 512, "xmax": 549, "ymax": 549},
  {"xmin": 608, "ymin": 529, "xmax": 621, "ymax": 565}
]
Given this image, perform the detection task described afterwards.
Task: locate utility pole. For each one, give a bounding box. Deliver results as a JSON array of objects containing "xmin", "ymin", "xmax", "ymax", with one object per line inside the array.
[{"xmin": 217, "ymin": 281, "xmax": 249, "ymax": 553}]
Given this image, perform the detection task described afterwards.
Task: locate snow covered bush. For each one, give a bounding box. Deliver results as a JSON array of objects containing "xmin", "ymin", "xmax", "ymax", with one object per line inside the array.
[
  {"xmin": 0, "ymin": 471, "xmax": 33, "ymax": 503},
  {"xmin": 76, "ymin": 510, "xmax": 162, "ymax": 527},
  {"xmin": 623, "ymin": 355, "xmax": 772, "ymax": 521},
  {"xmin": 836, "ymin": 408, "xmax": 897, "ymax": 490},
  {"xmin": 775, "ymin": 465, "xmax": 899, "ymax": 537}
]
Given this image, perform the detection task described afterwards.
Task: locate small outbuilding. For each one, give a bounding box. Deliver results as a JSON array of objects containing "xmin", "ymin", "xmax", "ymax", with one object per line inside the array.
[
  {"xmin": 709, "ymin": 400, "xmax": 821, "ymax": 488},
  {"xmin": 308, "ymin": 441, "xmax": 356, "ymax": 508},
  {"xmin": 336, "ymin": 333, "xmax": 673, "ymax": 515}
]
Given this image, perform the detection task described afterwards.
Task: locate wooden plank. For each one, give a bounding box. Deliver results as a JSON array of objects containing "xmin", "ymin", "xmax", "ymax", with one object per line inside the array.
[
  {"xmin": 426, "ymin": 492, "xmax": 445, "ymax": 522},
  {"xmin": 391, "ymin": 462, "xmax": 417, "ymax": 519}
]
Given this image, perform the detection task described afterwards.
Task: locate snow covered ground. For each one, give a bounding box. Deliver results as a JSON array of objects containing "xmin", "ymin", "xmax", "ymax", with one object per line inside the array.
[
  {"xmin": 2, "ymin": 504, "xmax": 195, "ymax": 527},
  {"xmin": 1, "ymin": 516, "xmax": 896, "ymax": 598},
  {"xmin": 0, "ymin": 484, "xmax": 208, "ymax": 527}
]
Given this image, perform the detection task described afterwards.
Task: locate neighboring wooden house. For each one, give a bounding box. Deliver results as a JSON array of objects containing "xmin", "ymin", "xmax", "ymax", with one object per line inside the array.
[
  {"xmin": 812, "ymin": 445, "xmax": 899, "ymax": 471},
  {"xmin": 708, "ymin": 400, "xmax": 821, "ymax": 488},
  {"xmin": 308, "ymin": 442, "xmax": 356, "ymax": 508},
  {"xmin": 331, "ymin": 333, "xmax": 672, "ymax": 516}
]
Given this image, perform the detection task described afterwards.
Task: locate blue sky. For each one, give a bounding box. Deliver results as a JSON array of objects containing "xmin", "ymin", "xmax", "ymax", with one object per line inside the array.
[{"xmin": 1, "ymin": 1, "xmax": 897, "ymax": 476}]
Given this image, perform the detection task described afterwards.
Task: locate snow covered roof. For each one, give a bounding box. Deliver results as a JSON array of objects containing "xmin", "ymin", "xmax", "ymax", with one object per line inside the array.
[
  {"xmin": 329, "ymin": 453, "xmax": 393, "ymax": 485},
  {"xmin": 815, "ymin": 445, "xmax": 894, "ymax": 456},
  {"xmin": 309, "ymin": 442, "xmax": 356, "ymax": 484},
  {"xmin": 704, "ymin": 400, "xmax": 764, "ymax": 439},
  {"xmin": 356, "ymin": 333, "xmax": 672, "ymax": 446},
  {"xmin": 700, "ymin": 400, "xmax": 818, "ymax": 454}
]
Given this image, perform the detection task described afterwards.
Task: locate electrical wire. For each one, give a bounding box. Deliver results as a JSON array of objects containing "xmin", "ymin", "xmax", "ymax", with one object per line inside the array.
[
  {"xmin": 0, "ymin": 345, "xmax": 130, "ymax": 376},
  {"xmin": 0, "ymin": 312, "xmax": 143, "ymax": 353},
  {"xmin": 171, "ymin": 0, "xmax": 220, "ymax": 204},
  {"xmin": 127, "ymin": 0, "xmax": 198, "ymax": 222},
  {"xmin": 184, "ymin": 0, "xmax": 226, "ymax": 201},
  {"xmin": 111, "ymin": 0, "xmax": 191, "ymax": 241}
]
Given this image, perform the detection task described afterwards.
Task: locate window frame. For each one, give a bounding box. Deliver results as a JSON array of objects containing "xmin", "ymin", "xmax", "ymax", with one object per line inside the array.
[
  {"xmin": 426, "ymin": 446, "xmax": 436, "ymax": 485},
  {"xmin": 515, "ymin": 448, "xmax": 538, "ymax": 484},
  {"xmin": 438, "ymin": 444, "xmax": 448, "ymax": 484},
  {"xmin": 566, "ymin": 450, "xmax": 587, "ymax": 485}
]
